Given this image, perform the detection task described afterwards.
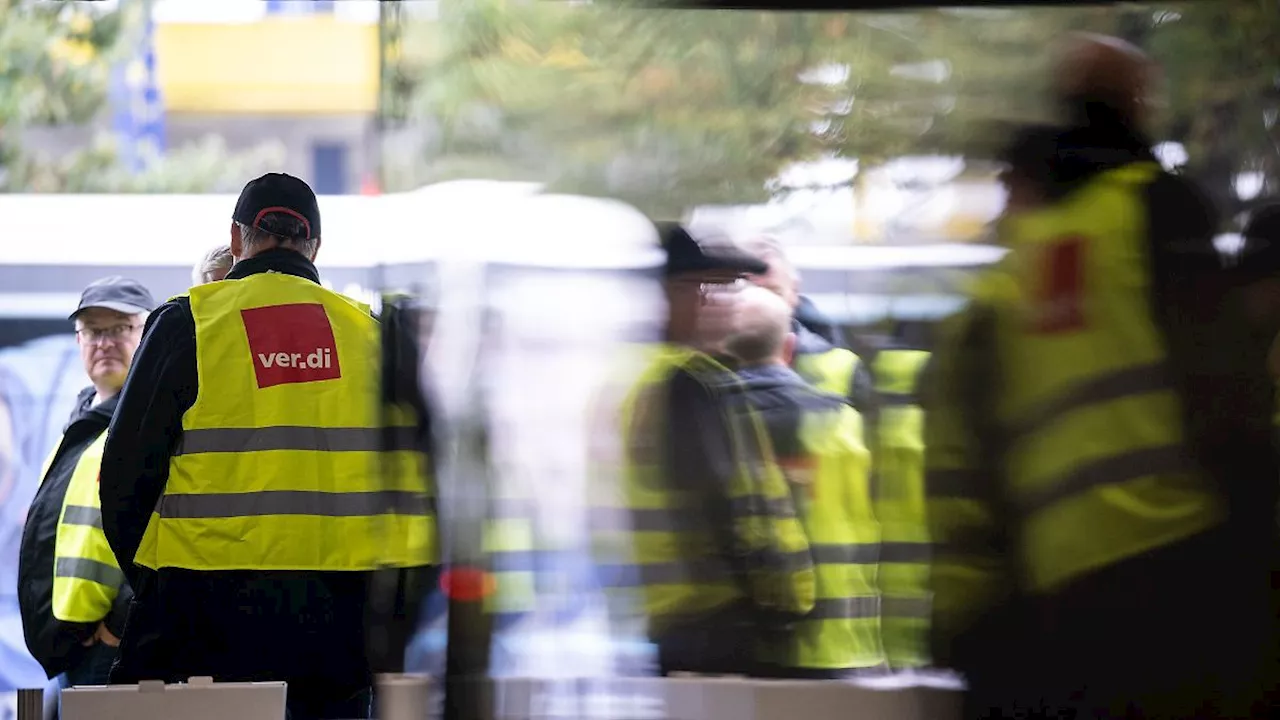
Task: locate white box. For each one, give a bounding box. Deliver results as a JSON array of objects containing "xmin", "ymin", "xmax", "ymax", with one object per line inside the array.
[{"xmin": 60, "ymin": 677, "xmax": 287, "ymax": 720}]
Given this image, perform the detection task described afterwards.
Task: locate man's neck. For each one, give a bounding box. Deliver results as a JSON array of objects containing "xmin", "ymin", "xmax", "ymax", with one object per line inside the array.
[{"xmin": 92, "ymin": 388, "xmax": 119, "ymax": 406}]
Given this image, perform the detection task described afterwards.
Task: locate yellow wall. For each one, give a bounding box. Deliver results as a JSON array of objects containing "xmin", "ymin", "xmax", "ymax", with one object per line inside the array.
[{"xmin": 155, "ymin": 18, "xmax": 379, "ymax": 114}]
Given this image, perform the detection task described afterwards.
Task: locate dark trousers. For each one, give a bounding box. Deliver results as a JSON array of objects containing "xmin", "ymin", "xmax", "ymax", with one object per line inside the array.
[
  {"xmin": 65, "ymin": 641, "xmax": 117, "ymax": 686},
  {"xmin": 654, "ymin": 603, "xmax": 759, "ymax": 677},
  {"xmin": 977, "ymin": 528, "xmax": 1276, "ymax": 720},
  {"xmin": 285, "ymin": 683, "xmax": 373, "ymax": 720}
]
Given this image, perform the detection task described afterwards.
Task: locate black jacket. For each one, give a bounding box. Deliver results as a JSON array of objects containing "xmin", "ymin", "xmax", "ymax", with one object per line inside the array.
[
  {"xmin": 99, "ymin": 249, "xmax": 433, "ymax": 691},
  {"xmin": 729, "ymin": 364, "xmax": 848, "ymax": 462},
  {"xmin": 794, "ymin": 295, "xmax": 839, "ymax": 347},
  {"xmin": 18, "ymin": 387, "xmax": 130, "ymax": 679}
]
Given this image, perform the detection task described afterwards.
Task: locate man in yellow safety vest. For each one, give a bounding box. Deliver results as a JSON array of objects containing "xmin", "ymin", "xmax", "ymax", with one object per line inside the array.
[
  {"xmin": 598, "ymin": 223, "xmax": 815, "ymax": 677},
  {"xmin": 100, "ymin": 174, "xmax": 437, "ymax": 720},
  {"xmin": 721, "ymin": 285, "xmax": 885, "ymax": 678},
  {"xmin": 928, "ymin": 34, "xmax": 1279, "ymax": 718},
  {"xmin": 19, "ymin": 277, "xmax": 155, "ymax": 688}
]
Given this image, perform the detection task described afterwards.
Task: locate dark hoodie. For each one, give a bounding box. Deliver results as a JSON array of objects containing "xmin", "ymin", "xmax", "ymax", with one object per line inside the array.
[
  {"xmin": 728, "ymin": 364, "xmax": 847, "ymax": 461},
  {"xmin": 18, "ymin": 386, "xmax": 130, "ymax": 679}
]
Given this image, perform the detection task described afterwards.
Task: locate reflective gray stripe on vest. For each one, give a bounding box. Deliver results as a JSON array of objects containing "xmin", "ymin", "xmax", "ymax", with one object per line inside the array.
[
  {"xmin": 174, "ymin": 425, "xmax": 419, "ymax": 455},
  {"xmin": 158, "ymin": 490, "xmax": 433, "ymax": 519},
  {"xmin": 811, "ymin": 543, "xmax": 879, "ymax": 565},
  {"xmin": 877, "ymin": 392, "xmax": 918, "ymax": 408},
  {"xmin": 589, "ymin": 497, "xmax": 795, "ymax": 534},
  {"xmin": 61, "ymin": 505, "xmax": 102, "ymax": 529},
  {"xmin": 1014, "ymin": 444, "xmax": 1192, "ymax": 516},
  {"xmin": 807, "ymin": 596, "xmax": 880, "ymax": 620},
  {"xmin": 881, "ymin": 595, "xmax": 931, "ymax": 619},
  {"xmin": 55, "ymin": 556, "xmax": 124, "ymax": 588},
  {"xmin": 599, "ymin": 560, "xmax": 733, "ymax": 588},
  {"xmin": 491, "ymin": 497, "xmax": 537, "ymax": 520},
  {"xmin": 1004, "ymin": 363, "xmax": 1173, "ymax": 443},
  {"xmin": 879, "ymin": 541, "xmax": 931, "ymax": 564},
  {"xmin": 601, "ymin": 546, "xmax": 812, "ymax": 589}
]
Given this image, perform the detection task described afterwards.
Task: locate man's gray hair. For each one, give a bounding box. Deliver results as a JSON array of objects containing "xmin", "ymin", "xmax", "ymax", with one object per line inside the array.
[
  {"xmin": 725, "ymin": 285, "xmax": 794, "ymax": 366},
  {"xmin": 236, "ymin": 213, "xmax": 319, "ymax": 259},
  {"xmin": 192, "ymin": 244, "xmax": 234, "ymax": 285},
  {"xmin": 739, "ymin": 234, "xmax": 799, "ymax": 283}
]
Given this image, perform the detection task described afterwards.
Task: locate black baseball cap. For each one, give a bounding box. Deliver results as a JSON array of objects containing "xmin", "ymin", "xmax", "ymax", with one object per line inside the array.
[
  {"xmin": 70, "ymin": 276, "xmax": 156, "ymax": 320},
  {"xmin": 657, "ymin": 221, "xmax": 767, "ymax": 278},
  {"xmin": 232, "ymin": 173, "xmax": 321, "ymax": 241}
]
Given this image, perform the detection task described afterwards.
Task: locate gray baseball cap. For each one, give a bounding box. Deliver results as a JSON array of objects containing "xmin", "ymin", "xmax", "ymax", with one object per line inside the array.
[{"xmin": 70, "ymin": 276, "xmax": 157, "ymax": 320}]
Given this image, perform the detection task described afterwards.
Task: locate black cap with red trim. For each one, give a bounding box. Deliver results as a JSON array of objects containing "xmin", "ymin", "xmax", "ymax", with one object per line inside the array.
[{"xmin": 232, "ymin": 172, "xmax": 321, "ymax": 241}]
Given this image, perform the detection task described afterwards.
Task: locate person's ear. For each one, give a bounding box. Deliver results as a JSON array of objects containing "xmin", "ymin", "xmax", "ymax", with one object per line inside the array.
[
  {"xmin": 781, "ymin": 332, "xmax": 797, "ymax": 366},
  {"xmin": 310, "ymin": 237, "xmax": 322, "ymax": 263},
  {"xmin": 229, "ymin": 222, "xmax": 244, "ymax": 260}
]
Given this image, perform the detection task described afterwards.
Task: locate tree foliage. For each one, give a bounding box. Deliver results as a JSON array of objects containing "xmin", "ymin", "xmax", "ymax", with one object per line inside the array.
[
  {"xmin": 389, "ymin": 0, "xmax": 1278, "ymax": 221},
  {"xmin": 0, "ymin": 0, "xmax": 283, "ymax": 193}
]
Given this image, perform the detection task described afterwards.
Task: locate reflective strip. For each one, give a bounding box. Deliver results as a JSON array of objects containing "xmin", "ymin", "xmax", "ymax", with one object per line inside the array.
[
  {"xmin": 61, "ymin": 505, "xmax": 102, "ymax": 529},
  {"xmin": 926, "ymin": 470, "xmax": 981, "ymax": 499},
  {"xmin": 1014, "ymin": 444, "xmax": 1191, "ymax": 516},
  {"xmin": 488, "ymin": 549, "xmax": 579, "ymax": 573},
  {"xmin": 879, "ymin": 541, "xmax": 931, "ymax": 564},
  {"xmin": 599, "ymin": 548, "xmax": 812, "ymax": 589},
  {"xmin": 54, "ymin": 556, "xmax": 124, "ymax": 588},
  {"xmin": 807, "ymin": 596, "xmax": 880, "ymax": 620},
  {"xmin": 174, "ymin": 426, "xmax": 419, "ymax": 455},
  {"xmin": 1004, "ymin": 363, "xmax": 1172, "ymax": 442},
  {"xmin": 877, "ymin": 392, "xmax": 918, "ymax": 407},
  {"xmin": 158, "ymin": 490, "xmax": 433, "ymax": 519},
  {"xmin": 882, "ymin": 595, "xmax": 931, "ymax": 619},
  {"xmin": 597, "ymin": 561, "xmax": 732, "ymax": 588},
  {"xmin": 491, "ymin": 497, "xmax": 537, "ymax": 520},
  {"xmin": 589, "ymin": 498, "xmax": 794, "ymax": 533},
  {"xmin": 811, "ymin": 543, "xmax": 879, "ymax": 565},
  {"xmin": 932, "ymin": 532, "xmax": 999, "ymax": 558}
]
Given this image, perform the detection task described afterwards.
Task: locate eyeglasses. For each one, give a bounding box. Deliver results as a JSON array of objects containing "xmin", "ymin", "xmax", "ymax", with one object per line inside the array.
[{"xmin": 76, "ymin": 325, "xmax": 139, "ymax": 344}]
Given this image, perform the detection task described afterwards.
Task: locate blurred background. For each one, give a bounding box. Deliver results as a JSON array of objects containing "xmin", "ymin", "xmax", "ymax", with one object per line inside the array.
[{"xmin": 0, "ymin": 0, "xmax": 1276, "ymax": 713}]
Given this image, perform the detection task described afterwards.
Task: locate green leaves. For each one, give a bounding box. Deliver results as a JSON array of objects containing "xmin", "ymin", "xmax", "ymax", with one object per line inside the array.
[
  {"xmin": 392, "ymin": 1, "xmax": 1278, "ymax": 220},
  {"xmin": 0, "ymin": 0, "xmax": 282, "ymax": 193}
]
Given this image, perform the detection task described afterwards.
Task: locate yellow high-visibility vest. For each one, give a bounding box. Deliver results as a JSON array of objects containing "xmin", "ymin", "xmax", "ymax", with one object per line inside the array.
[
  {"xmin": 485, "ymin": 493, "xmax": 537, "ymax": 623},
  {"xmin": 872, "ymin": 348, "xmax": 932, "ymax": 668},
  {"xmin": 135, "ymin": 273, "xmax": 437, "ymax": 571},
  {"xmin": 925, "ymin": 268, "xmax": 1019, "ymax": 649},
  {"xmin": 794, "ymin": 348, "xmax": 859, "ymax": 398},
  {"xmin": 777, "ymin": 403, "xmax": 884, "ymax": 671},
  {"xmin": 993, "ymin": 162, "xmax": 1221, "ymax": 593},
  {"xmin": 52, "ymin": 433, "xmax": 124, "ymax": 622},
  {"xmin": 599, "ymin": 345, "xmax": 815, "ymax": 635}
]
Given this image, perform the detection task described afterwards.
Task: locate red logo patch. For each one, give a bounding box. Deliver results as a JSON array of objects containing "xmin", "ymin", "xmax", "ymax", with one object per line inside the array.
[
  {"xmin": 1030, "ymin": 235, "xmax": 1087, "ymax": 334},
  {"xmin": 778, "ymin": 456, "xmax": 816, "ymax": 499},
  {"xmin": 241, "ymin": 303, "xmax": 342, "ymax": 389}
]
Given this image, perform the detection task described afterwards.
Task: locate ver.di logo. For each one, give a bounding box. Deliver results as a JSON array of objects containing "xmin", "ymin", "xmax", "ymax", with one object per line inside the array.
[{"xmin": 241, "ymin": 302, "xmax": 343, "ymax": 389}]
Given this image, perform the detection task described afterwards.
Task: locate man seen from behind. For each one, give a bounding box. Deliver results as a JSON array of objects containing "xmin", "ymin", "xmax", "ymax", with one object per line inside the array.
[
  {"xmin": 721, "ymin": 286, "xmax": 885, "ymax": 678},
  {"xmin": 99, "ymin": 173, "xmax": 437, "ymax": 720}
]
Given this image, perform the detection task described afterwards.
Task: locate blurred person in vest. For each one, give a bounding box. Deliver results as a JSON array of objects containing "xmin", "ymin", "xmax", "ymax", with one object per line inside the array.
[
  {"xmin": 931, "ymin": 33, "xmax": 1277, "ymax": 717},
  {"xmin": 99, "ymin": 174, "xmax": 438, "ymax": 720},
  {"xmin": 602, "ymin": 222, "xmax": 815, "ymax": 676},
  {"xmin": 192, "ymin": 244, "xmax": 233, "ymax": 286},
  {"xmin": 916, "ymin": 123, "xmax": 1065, "ymax": 684},
  {"xmin": 18, "ymin": 278, "xmax": 155, "ymax": 695},
  {"xmin": 1233, "ymin": 205, "xmax": 1280, "ymax": 380},
  {"xmin": 720, "ymin": 285, "xmax": 885, "ymax": 678}
]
